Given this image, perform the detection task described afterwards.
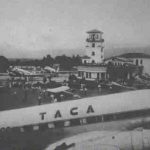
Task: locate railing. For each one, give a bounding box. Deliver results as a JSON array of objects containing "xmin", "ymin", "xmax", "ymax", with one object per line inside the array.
[
  {"xmin": 86, "ymin": 38, "xmax": 104, "ymax": 43},
  {"xmin": 79, "ymin": 63, "xmax": 107, "ymax": 67}
]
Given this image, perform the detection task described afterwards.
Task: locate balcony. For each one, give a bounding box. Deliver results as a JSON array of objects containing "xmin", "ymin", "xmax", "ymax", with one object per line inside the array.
[
  {"xmin": 86, "ymin": 38, "xmax": 104, "ymax": 43},
  {"xmin": 80, "ymin": 63, "xmax": 106, "ymax": 67}
]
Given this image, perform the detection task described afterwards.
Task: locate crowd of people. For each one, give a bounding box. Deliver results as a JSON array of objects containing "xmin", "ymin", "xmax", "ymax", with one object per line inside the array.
[
  {"xmin": 6, "ymin": 76, "xmax": 65, "ymax": 105},
  {"xmin": 5, "ymin": 74, "xmax": 106, "ymax": 107}
]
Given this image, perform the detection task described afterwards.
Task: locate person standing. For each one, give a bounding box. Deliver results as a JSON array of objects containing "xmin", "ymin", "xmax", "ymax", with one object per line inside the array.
[
  {"xmin": 60, "ymin": 93, "xmax": 64, "ymax": 102},
  {"xmin": 54, "ymin": 97, "xmax": 57, "ymax": 103},
  {"xmin": 37, "ymin": 87, "xmax": 43, "ymax": 105},
  {"xmin": 23, "ymin": 86, "xmax": 28, "ymax": 102},
  {"xmin": 98, "ymin": 83, "xmax": 101, "ymax": 93},
  {"xmin": 38, "ymin": 95, "xmax": 42, "ymax": 105},
  {"xmin": 84, "ymin": 87, "xmax": 87, "ymax": 96},
  {"xmin": 50, "ymin": 94, "xmax": 55, "ymax": 103}
]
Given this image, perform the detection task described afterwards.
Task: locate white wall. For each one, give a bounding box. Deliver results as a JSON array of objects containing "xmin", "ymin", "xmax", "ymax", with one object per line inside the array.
[
  {"xmin": 91, "ymin": 72, "xmax": 97, "ymax": 79},
  {"xmin": 77, "ymin": 66, "xmax": 107, "ymax": 80},
  {"xmin": 132, "ymin": 58, "xmax": 150, "ymax": 75},
  {"xmin": 85, "ymin": 44, "xmax": 104, "ymax": 64},
  {"xmin": 85, "ymin": 33, "xmax": 104, "ymax": 64},
  {"xmin": 82, "ymin": 59, "xmax": 90, "ymax": 64},
  {"xmin": 142, "ymin": 59, "xmax": 150, "ymax": 75}
]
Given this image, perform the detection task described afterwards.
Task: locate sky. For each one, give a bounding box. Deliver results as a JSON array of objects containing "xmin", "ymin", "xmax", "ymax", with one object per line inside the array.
[{"xmin": 0, "ymin": 0, "xmax": 150, "ymax": 58}]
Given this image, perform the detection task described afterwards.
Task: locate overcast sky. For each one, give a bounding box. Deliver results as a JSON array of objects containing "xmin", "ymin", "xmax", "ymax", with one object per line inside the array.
[{"xmin": 0, "ymin": 0, "xmax": 150, "ymax": 58}]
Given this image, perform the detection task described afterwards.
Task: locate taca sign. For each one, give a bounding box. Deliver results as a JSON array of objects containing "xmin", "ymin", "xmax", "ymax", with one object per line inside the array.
[{"xmin": 39, "ymin": 105, "xmax": 95, "ymax": 121}]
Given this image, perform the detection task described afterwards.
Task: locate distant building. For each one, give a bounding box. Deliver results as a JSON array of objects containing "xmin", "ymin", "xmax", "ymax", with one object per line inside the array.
[
  {"xmin": 77, "ymin": 29, "xmax": 107, "ymax": 81},
  {"xmin": 119, "ymin": 53, "xmax": 150, "ymax": 75},
  {"xmin": 104, "ymin": 57, "xmax": 133, "ymax": 66},
  {"xmin": 104, "ymin": 54, "xmax": 144, "ymax": 81},
  {"xmin": 77, "ymin": 65, "xmax": 107, "ymax": 81}
]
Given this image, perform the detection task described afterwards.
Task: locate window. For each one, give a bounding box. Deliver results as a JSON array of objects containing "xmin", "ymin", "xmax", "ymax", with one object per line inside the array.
[
  {"xmin": 97, "ymin": 73, "xmax": 100, "ymax": 79},
  {"xmin": 87, "ymin": 116, "xmax": 97, "ymax": 124},
  {"xmin": 103, "ymin": 114, "xmax": 114, "ymax": 122},
  {"xmin": 54, "ymin": 121, "xmax": 64, "ymax": 128},
  {"xmin": 33, "ymin": 125, "xmax": 39, "ymax": 131},
  {"xmin": 84, "ymin": 60, "xmax": 87, "ymax": 64},
  {"xmin": 82, "ymin": 72, "xmax": 84, "ymax": 77},
  {"xmin": 79, "ymin": 72, "xmax": 84, "ymax": 77},
  {"xmin": 70, "ymin": 119, "xmax": 80, "ymax": 126},
  {"xmin": 96, "ymin": 34, "xmax": 99, "ymax": 39},
  {"xmin": 86, "ymin": 72, "xmax": 88, "ymax": 78},
  {"xmin": 48, "ymin": 123, "xmax": 55, "ymax": 128},
  {"xmin": 39, "ymin": 123, "xmax": 48, "ymax": 131},
  {"xmin": 92, "ymin": 43, "xmax": 95, "ymax": 47},
  {"xmin": 89, "ymin": 72, "xmax": 91, "ymax": 78},
  {"xmin": 136, "ymin": 59, "xmax": 139, "ymax": 65},
  {"xmin": 92, "ymin": 60, "xmax": 95, "ymax": 64},
  {"xmin": 78, "ymin": 71, "xmax": 81, "ymax": 77},
  {"xmin": 140, "ymin": 59, "xmax": 143, "ymax": 65},
  {"xmin": 64, "ymin": 121, "xmax": 70, "ymax": 127},
  {"xmin": 92, "ymin": 34, "xmax": 95, "ymax": 40},
  {"xmin": 23, "ymin": 125, "xmax": 33, "ymax": 132},
  {"xmin": 101, "ymin": 73, "xmax": 105, "ymax": 79},
  {"xmin": 101, "ymin": 48, "xmax": 103, "ymax": 52},
  {"xmin": 80, "ymin": 118, "xmax": 87, "ymax": 125},
  {"xmin": 92, "ymin": 51, "xmax": 95, "ymax": 56},
  {"xmin": 20, "ymin": 127, "xmax": 24, "ymax": 132}
]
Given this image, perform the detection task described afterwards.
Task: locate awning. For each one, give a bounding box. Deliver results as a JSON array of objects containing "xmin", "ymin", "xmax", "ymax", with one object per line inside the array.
[{"xmin": 46, "ymin": 86, "xmax": 70, "ymax": 93}]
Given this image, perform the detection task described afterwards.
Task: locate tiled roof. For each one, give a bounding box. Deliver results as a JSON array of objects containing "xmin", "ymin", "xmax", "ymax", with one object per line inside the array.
[
  {"xmin": 104, "ymin": 57, "xmax": 132, "ymax": 62},
  {"xmin": 119, "ymin": 53, "xmax": 150, "ymax": 58},
  {"xmin": 114, "ymin": 57, "xmax": 133, "ymax": 62},
  {"xmin": 87, "ymin": 29, "xmax": 103, "ymax": 34}
]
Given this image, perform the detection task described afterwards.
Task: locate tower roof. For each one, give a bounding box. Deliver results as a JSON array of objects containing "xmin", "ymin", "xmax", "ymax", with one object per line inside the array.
[{"xmin": 87, "ymin": 29, "xmax": 103, "ymax": 34}]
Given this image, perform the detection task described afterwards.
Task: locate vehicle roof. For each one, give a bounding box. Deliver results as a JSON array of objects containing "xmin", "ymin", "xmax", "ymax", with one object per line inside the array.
[
  {"xmin": 46, "ymin": 86, "xmax": 70, "ymax": 93},
  {"xmin": 0, "ymin": 89, "xmax": 150, "ymax": 127}
]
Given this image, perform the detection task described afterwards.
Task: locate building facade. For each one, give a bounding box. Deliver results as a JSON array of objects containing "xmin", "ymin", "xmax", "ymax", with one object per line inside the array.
[
  {"xmin": 77, "ymin": 65, "xmax": 107, "ymax": 81},
  {"xmin": 119, "ymin": 53, "xmax": 150, "ymax": 75},
  {"xmin": 104, "ymin": 57, "xmax": 133, "ymax": 66}
]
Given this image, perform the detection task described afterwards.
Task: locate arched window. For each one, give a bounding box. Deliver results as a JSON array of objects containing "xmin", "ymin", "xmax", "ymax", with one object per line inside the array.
[
  {"xmin": 92, "ymin": 43, "xmax": 95, "ymax": 47},
  {"xmin": 92, "ymin": 51, "xmax": 95, "ymax": 56}
]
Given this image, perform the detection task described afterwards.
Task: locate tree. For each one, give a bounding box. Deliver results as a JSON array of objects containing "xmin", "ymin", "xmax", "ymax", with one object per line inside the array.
[
  {"xmin": 7, "ymin": 53, "xmax": 82, "ymax": 71},
  {"xmin": 55, "ymin": 55, "xmax": 72, "ymax": 70},
  {"xmin": 0, "ymin": 56, "xmax": 9, "ymax": 73},
  {"xmin": 42, "ymin": 54, "xmax": 54, "ymax": 67},
  {"xmin": 72, "ymin": 55, "xmax": 82, "ymax": 66}
]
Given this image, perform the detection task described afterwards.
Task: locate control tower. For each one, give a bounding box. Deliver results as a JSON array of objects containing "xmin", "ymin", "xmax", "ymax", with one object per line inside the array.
[{"xmin": 82, "ymin": 29, "xmax": 104, "ymax": 64}]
